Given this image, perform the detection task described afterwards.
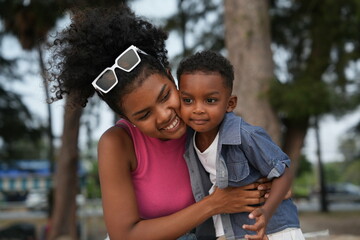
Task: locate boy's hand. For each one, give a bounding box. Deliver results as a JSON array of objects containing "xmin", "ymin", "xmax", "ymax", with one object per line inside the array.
[{"xmin": 242, "ymin": 208, "xmax": 269, "ymax": 240}]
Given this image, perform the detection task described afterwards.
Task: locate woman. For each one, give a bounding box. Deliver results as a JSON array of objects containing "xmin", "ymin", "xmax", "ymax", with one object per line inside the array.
[{"xmin": 48, "ymin": 5, "xmax": 271, "ymax": 240}]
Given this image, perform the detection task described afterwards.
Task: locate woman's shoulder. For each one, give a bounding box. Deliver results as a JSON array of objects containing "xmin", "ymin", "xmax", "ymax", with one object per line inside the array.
[
  {"xmin": 98, "ymin": 125, "xmax": 137, "ymax": 170},
  {"xmin": 99, "ymin": 125, "xmax": 132, "ymax": 147}
]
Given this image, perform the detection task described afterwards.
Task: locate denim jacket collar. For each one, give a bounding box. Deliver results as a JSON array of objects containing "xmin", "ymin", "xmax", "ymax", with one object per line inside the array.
[{"xmin": 218, "ymin": 112, "xmax": 242, "ymax": 145}]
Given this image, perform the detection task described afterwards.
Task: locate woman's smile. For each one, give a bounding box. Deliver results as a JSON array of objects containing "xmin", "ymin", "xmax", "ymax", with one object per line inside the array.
[
  {"xmin": 122, "ymin": 73, "xmax": 187, "ymax": 139},
  {"xmin": 161, "ymin": 115, "xmax": 180, "ymax": 131}
]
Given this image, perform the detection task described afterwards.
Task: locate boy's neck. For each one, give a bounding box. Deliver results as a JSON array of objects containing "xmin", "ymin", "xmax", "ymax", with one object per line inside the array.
[{"xmin": 195, "ymin": 129, "xmax": 219, "ymax": 152}]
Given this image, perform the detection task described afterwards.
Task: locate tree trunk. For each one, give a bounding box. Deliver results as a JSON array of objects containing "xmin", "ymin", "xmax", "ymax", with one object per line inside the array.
[
  {"xmin": 282, "ymin": 118, "xmax": 309, "ymax": 176},
  {"xmin": 314, "ymin": 116, "xmax": 328, "ymax": 212},
  {"xmin": 50, "ymin": 94, "xmax": 82, "ymax": 240},
  {"xmin": 224, "ymin": 0, "xmax": 281, "ymax": 145},
  {"xmin": 37, "ymin": 44, "xmax": 55, "ymax": 173}
]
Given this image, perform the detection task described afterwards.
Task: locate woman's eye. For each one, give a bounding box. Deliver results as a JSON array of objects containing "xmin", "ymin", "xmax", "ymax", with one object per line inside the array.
[
  {"xmin": 139, "ymin": 112, "xmax": 150, "ymax": 120},
  {"xmin": 161, "ymin": 90, "xmax": 170, "ymax": 102}
]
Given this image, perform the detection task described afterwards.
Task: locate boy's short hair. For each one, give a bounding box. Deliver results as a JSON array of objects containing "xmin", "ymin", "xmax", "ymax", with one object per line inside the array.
[{"xmin": 176, "ymin": 50, "xmax": 234, "ymax": 92}]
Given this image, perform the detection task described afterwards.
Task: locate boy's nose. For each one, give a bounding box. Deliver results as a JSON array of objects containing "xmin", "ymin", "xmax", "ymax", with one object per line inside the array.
[{"xmin": 193, "ymin": 103, "xmax": 205, "ymax": 114}]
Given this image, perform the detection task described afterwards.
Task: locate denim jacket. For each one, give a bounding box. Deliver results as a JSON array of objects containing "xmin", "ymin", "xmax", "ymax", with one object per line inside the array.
[{"xmin": 184, "ymin": 112, "xmax": 300, "ymax": 240}]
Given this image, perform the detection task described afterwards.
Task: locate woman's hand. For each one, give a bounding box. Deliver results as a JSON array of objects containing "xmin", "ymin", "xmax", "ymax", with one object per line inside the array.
[
  {"xmin": 209, "ymin": 184, "xmax": 266, "ymax": 214},
  {"xmin": 256, "ymin": 178, "xmax": 292, "ymax": 199}
]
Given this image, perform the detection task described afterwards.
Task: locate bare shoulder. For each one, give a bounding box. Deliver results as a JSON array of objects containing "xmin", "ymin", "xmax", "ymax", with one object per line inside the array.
[
  {"xmin": 97, "ymin": 125, "xmax": 140, "ymax": 235},
  {"xmin": 99, "ymin": 125, "xmax": 132, "ymax": 148},
  {"xmin": 98, "ymin": 125, "xmax": 136, "ymax": 171}
]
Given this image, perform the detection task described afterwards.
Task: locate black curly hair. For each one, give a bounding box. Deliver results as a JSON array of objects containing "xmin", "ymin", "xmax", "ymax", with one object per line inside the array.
[
  {"xmin": 48, "ymin": 4, "xmax": 171, "ymax": 116},
  {"xmin": 176, "ymin": 50, "xmax": 234, "ymax": 92}
]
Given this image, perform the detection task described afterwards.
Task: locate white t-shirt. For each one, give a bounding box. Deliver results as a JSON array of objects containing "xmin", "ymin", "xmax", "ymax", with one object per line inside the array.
[{"xmin": 194, "ymin": 132, "xmax": 224, "ymax": 237}]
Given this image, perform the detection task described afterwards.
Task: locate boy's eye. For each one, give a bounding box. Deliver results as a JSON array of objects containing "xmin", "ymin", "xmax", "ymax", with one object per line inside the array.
[
  {"xmin": 182, "ymin": 98, "xmax": 193, "ymax": 104},
  {"xmin": 206, "ymin": 98, "xmax": 217, "ymax": 103}
]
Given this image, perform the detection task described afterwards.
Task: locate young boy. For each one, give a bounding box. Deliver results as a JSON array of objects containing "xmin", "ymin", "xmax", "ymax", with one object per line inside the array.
[{"xmin": 177, "ymin": 51, "xmax": 304, "ymax": 240}]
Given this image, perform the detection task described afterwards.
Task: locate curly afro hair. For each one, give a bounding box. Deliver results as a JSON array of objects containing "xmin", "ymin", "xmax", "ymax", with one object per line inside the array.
[
  {"xmin": 48, "ymin": 4, "xmax": 170, "ymax": 116},
  {"xmin": 176, "ymin": 50, "xmax": 234, "ymax": 92}
]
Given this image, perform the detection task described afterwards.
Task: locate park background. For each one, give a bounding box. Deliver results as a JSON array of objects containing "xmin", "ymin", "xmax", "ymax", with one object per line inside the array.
[{"xmin": 0, "ymin": 0, "xmax": 360, "ymax": 239}]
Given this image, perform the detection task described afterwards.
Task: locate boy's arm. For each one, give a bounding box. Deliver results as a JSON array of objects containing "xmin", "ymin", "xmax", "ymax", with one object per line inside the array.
[
  {"xmin": 243, "ymin": 167, "xmax": 293, "ymax": 240},
  {"xmin": 256, "ymin": 177, "xmax": 292, "ymax": 199}
]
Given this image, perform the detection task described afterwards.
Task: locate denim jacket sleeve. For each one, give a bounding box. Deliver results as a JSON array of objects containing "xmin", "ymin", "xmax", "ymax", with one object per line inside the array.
[{"xmin": 240, "ymin": 121, "xmax": 291, "ymax": 179}]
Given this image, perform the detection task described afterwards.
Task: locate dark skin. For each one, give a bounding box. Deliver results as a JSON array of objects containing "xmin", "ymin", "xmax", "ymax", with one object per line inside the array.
[
  {"xmin": 179, "ymin": 72, "xmax": 293, "ymax": 240},
  {"xmin": 98, "ymin": 73, "xmax": 284, "ymax": 240}
]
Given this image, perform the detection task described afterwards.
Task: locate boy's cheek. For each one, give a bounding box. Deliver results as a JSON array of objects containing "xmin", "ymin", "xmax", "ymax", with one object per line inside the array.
[{"xmin": 179, "ymin": 105, "xmax": 189, "ymax": 122}]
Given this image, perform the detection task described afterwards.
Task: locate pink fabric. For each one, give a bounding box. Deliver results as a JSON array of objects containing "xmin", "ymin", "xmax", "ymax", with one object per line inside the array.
[{"xmin": 117, "ymin": 119, "xmax": 195, "ymax": 219}]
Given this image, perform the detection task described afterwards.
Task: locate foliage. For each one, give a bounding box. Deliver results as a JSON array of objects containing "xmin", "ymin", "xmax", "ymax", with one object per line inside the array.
[
  {"xmin": 0, "ymin": 83, "xmax": 47, "ymax": 160},
  {"xmin": 343, "ymin": 159, "xmax": 360, "ymax": 185},
  {"xmin": 293, "ymin": 172, "xmax": 315, "ymax": 198},
  {"xmin": 338, "ymin": 129, "xmax": 360, "ymax": 161},
  {"xmin": 295, "ymin": 155, "xmax": 313, "ymax": 177},
  {"xmin": 0, "ymin": 0, "xmax": 66, "ymax": 49},
  {"xmin": 269, "ymin": 0, "xmax": 360, "ymax": 119},
  {"xmin": 165, "ymin": 0, "xmax": 360, "ymax": 121},
  {"xmin": 293, "ymin": 155, "xmax": 314, "ymax": 198},
  {"xmin": 164, "ymin": 0, "xmax": 224, "ymax": 64},
  {"xmin": 0, "ymin": 0, "xmax": 127, "ymax": 165},
  {"xmin": 293, "ymin": 158, "xmax": 360, "ymax": 198},
  {"xmin": 85, "ymin": 160, "xmax": 101, "ymax": 199},
  {"xmin": 324, "ymin": 161, "xmax": 345, "ymax": 184}
]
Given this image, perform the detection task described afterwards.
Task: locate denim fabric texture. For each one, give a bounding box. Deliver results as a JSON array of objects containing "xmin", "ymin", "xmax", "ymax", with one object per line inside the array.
[
  {"xmin": 177, "ymin": 233, "xmax": 198, "ymax": 240},
  {"xmin": 184, "ymin": 112, "xmax": 301, "ymax": 240}
]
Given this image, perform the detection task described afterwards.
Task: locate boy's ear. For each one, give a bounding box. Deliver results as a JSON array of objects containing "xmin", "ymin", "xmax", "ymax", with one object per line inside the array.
[{"xmin": 226, "ymin": 95, "xmax": 237, "ymax": 112}]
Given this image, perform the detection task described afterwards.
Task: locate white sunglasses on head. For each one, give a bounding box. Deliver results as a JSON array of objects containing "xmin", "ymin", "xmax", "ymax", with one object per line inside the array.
[{"xmin": 92, "ymin": 45, "xmax": 148, "ymax": 94}]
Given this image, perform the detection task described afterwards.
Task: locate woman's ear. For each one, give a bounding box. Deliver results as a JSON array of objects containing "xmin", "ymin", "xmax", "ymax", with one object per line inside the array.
[
  {"xmin": 166, "ymin": 68, "xmax": 174, "ymax": 81},
  {"xmin": 166, "ymin": 68, "xmax": 179, "ymax": 89},
  {"xmin": 226, "ymin": 95, "xmax": 237, "ymax": 112}
]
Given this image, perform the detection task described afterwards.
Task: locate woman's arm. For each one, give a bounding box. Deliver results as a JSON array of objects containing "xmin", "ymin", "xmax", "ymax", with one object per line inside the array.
[{"xmin": 99, "ymin": 127, "xmax": 265, "ymax": 240}]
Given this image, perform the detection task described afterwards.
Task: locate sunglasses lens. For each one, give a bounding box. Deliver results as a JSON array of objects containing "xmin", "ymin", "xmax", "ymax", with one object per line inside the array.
[
  {"xmin": 117, "ymin": 49, "xmax": 140, "ymax": 71},
  {"xmin": 96, "ymin": 70, "xmax": 117, "ymax": 92}
]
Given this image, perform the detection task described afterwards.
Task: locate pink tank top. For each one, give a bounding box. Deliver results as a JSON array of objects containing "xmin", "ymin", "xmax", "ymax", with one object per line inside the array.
[{"xmin": 117, "ymin": 119, "xmax": 195, "ymax": 219}]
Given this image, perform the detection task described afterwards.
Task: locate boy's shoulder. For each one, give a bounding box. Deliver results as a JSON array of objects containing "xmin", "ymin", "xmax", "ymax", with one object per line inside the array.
[
  {"xmin": 221, "ymin": 112, "xmax": 248, "ymax": 130},
  {"xmin": 221, "ymin": 112, "xmax": 265, "ymax": 136}
]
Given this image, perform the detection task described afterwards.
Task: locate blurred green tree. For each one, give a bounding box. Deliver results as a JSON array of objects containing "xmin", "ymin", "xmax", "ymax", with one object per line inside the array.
[
  {"xmin": 293, "ymin": 155, "xmax": 315, "ymax": 198},
  {"xmin": 0, "ymin": 87, "xmax": 46, "ymax": 160},
  {"xmin": 164, "ymin": 0, "xmax": 360, "ymax": 174},
  {"xmin": 338, "ymin": 128, "xmax": 360, "ymax": 185},
  {"xmin": 164, "ymin": 0, "xmax": 360, "ymax": 213},
  {"xmin": 344, "ymin": 160, "xmax": 360, "ymax": 185},
  {"xmin": 0, "ymin": 0, "xmax": 128, "ymax": 239},
  {"xmin": 163, "ymin": 0, "xmax": 224, "ymax": 65},
  {"xmin": 269, "ymin": 0, "xmax": 360, "ymax": 172}
]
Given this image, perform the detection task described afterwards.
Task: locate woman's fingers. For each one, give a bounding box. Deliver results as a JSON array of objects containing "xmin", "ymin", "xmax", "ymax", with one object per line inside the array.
[
  {"xmin": 227, "ymin": 186, "xmax": 266, "ymax": 198},
  {"xmin": 237, "ymin": 183, "xmax": 259, "ymax": 190},
  {"xmin": 212, "ymin": 185, "xmax": 268, "ymax": 214},
  {"xmin": 256, "ymin": 177, "xmax": 270, "ymax": 184},
  {"xmin": 241, "ymin": 206, "xmax": 258, "ymax": 212},
  {"xmin": 245, "ymin": 197, "xmax": 266, "ymax": 205},
  {"xmin": 257, "ymin": 181, "xmax": 272, "ymax": 191},
  {"xmin": 263, "ymin": 187, "xmax": 292, "ymax": 200}
]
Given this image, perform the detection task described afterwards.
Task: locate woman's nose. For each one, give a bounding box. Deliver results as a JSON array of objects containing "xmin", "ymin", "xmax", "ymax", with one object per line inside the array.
[{"xmin": 156, "ymin": 105, "xmax": 172, "ymax": 124}]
